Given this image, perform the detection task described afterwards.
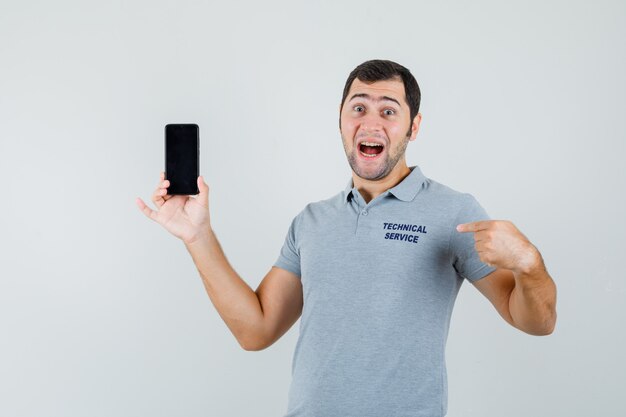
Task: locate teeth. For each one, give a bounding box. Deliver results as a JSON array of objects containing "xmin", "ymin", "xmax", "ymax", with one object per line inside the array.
[
  {"xmin": 360, "ymin": 151, "xmax": 379, "ymax": 158},
  {"xmin": 361, "ymin": 141, "xmax": 383, "ymax": 147}
]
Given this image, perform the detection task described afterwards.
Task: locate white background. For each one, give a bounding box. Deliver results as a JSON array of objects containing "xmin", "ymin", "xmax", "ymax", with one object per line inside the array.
[{"xmin": 1, "ymin": 0, "xmax": 624, "ymax": 416}]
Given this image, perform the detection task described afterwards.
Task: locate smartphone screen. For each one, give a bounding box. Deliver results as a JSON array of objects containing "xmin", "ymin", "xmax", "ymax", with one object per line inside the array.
[{"xmin": 165, "ymin": 124, "xmax": 199, "ymax": 195}]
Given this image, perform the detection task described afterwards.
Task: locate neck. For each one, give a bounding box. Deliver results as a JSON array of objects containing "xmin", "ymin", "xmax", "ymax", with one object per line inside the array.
[{"xmin": 352, "ymin": 160, "xmax": 411, "ymax": 204}]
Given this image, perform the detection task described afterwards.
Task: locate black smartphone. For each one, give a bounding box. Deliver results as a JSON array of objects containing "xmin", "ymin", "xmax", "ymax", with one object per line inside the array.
[{"xmin": 165, "ymin": 124, "xmax": 200, "ymax": 195}]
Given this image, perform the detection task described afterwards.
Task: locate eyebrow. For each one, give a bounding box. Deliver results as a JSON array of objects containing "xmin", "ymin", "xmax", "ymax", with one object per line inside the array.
[{"xmin": 348, "ymin": 93, "xmax": 401, "ymax": 107}]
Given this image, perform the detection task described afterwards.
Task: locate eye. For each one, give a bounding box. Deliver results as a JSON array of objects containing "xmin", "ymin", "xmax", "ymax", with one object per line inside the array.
[
  {"xmin": 383, "ymin": 109, "xmax": 395, "ymax": 116},
  {"xmin": 353, "ymin": 105, "xmax": 365, "ymax": 112}
]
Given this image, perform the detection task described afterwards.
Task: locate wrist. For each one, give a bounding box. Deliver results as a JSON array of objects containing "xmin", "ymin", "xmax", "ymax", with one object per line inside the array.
[
  {"xmin": 184, "ymin": 226, "xmax": 214, "ymax": 247},
  {"xmin": 514, "ymin": 243, "xmax": 545, "ymax": 276}
]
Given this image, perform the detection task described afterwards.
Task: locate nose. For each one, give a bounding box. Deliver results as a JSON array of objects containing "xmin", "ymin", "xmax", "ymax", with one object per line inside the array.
[
  {"xmin": 361, "ymin": 111, "xmax": 383, "ymax": 128},
  {"xmin": 359, "ymin": 114, "xmax": 384, "ymax": 136}
]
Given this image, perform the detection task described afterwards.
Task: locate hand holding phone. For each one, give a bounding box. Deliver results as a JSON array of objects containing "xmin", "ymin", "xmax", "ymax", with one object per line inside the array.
[
  {"xmin": 136, "ymin": 171, "xmax": 212, "ymax": 244},
  {"xmin": 135, "ymin": 123, "xmax": 212, "ymax": 244}
]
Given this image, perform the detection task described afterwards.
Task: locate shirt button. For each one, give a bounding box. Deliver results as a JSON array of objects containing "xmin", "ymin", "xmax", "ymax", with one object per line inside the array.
[{"xmin": 361, "ymin": 210, "xmax": 368, "ymax": 216}]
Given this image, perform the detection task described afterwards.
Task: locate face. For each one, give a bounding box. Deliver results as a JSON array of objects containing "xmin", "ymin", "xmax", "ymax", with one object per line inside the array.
[{"xmin": 340, "ymin": 77, "xmax": 421, "ymax": 181}]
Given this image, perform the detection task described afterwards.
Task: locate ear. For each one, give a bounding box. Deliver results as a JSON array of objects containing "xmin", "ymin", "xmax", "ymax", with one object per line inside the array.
[
  {"xmin": 409, "ymin": 113, "xmax": 422, "ymax": 141},
  {"xmin": 339, "ymin": 102, "xmax": 343, "ymax": 131}
]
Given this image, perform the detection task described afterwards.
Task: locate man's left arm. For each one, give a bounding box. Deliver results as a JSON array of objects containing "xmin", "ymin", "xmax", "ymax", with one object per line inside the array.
[{"xmin": 456, "ymin": 220, "xmax": 557, "ymax": 336}]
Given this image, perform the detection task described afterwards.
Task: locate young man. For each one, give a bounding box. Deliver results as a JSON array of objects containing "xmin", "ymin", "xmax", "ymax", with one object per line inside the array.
[{"xmin": 136, "ymin": 59, "xmax": 557, "ymax": 417}]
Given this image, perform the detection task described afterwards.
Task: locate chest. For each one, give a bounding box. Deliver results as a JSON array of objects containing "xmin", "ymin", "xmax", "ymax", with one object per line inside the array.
[{"xmin": 298, "ymin": 207, "xmax": 457, "ymax": 305}]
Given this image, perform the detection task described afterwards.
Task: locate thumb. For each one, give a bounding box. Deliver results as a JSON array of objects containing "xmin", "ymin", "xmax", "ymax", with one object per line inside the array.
[{"xmin": 197, "ymin": 175, "xmax": 209, "ymax": 208}]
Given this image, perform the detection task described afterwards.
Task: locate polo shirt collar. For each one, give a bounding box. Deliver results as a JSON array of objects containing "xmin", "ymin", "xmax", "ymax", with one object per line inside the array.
[{"xmin": 344, "ymin": 165, "xmax": 426, "ymax": 204}]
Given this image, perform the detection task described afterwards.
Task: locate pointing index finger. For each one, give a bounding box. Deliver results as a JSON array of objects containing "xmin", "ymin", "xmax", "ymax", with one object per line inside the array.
[{"xmin": 456, "ymin": 221, "xmax": 490, "ymax": 233}]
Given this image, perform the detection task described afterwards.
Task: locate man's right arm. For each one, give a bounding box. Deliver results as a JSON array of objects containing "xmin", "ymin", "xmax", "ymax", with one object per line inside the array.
[
  {"xmin": 137, "ymin": 173, "xmax": 302, "ymax": 351},
  {"xmin": 185, "ymin": 229, "xmax": 303, "ymax": 351}
]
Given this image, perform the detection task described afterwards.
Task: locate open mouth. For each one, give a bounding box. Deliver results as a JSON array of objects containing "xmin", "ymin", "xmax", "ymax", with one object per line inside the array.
[{"xmin": 359, "ymin": 141, "xmax": 385, "ymax": 158}]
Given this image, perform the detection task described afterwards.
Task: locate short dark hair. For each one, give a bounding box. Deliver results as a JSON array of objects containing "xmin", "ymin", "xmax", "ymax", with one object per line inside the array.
[{"xmin": 340, "ymin": 59, "xmax": 421, "ymax": 136}]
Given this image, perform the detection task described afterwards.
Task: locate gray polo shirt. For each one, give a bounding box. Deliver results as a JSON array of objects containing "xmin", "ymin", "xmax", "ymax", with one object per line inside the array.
[{"xmin": 274, "ymin": 165, "xmax": 496, "ymax": 417}]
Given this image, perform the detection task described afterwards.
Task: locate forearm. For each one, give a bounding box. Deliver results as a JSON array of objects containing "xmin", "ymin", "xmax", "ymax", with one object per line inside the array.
[
  {"xmin": 509, "ymin": 249, "xmax": 557, "ymax": 335},
  {"xmin": 184, "ymin": 229, "xmax": 264, "ymax": 350}
]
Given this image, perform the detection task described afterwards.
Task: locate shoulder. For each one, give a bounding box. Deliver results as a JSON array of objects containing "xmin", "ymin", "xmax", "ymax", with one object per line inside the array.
[
  {"xmin": 284, "ymin": 190, "xmax": 345, "ymax": 233},
  {"xmin": 420, "ymin": 176, "xmax": 480, "ymax": 214},
  {"xmin": 299, "ymin": 190, "xmax": 345, "ymax": 218}
]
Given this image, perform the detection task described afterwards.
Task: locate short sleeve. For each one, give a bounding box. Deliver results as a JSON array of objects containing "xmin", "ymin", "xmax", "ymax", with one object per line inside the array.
[
  {"xmin": 273, "ymin": 213, "xmax": 302, "ymax": 277},
  {"xmin": 449, "ymin": 194, "xmax": 497, "ymax": 282}
]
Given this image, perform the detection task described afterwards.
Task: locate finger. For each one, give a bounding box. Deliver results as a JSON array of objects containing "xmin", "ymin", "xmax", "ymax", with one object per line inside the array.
[
  {"xmin": 157, "ymin": 172, "xmax": 167, "ymax": 188},
  {"xmin": 197, "ymin": 176, "xmax": 209, "ymax": 208},
  {"xmin": 152, "ymin": 185, "xmax": 166, "ymax": 207},
  {"xmin": 473, "ymin": 230, "xmax": 489, "ymax": 243},
  {"xmin": 155, "ymin": 173, "xmax": 165, "ymax": 199},
  {"xmin": 456, "ymin": 220, "xmax": 490, "ymax": 233},
  {"xmin": 135, "ymin": 197, "xmax": 158, "ymax": 222},
  {"xmin": 158, "ymin": 171, "xmax": 166, "ymax": 190},
  {"xmin": 152, "ymin": 189, "xmax": 164, "ymax": 207},
  {"xmin": 152, "ymin": 180, "xmax": 171, "ymax": 207}
]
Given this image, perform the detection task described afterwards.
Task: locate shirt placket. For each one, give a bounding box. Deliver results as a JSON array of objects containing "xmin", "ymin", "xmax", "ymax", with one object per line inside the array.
[{"xmin": 350, "ymin": 190, "xmax": 388, "ymax": 236}]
